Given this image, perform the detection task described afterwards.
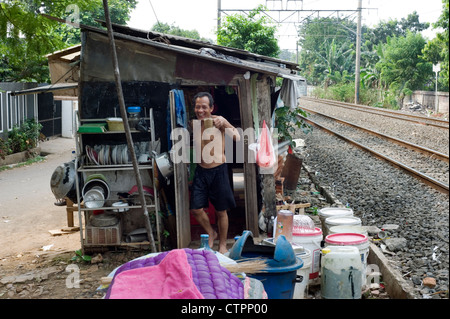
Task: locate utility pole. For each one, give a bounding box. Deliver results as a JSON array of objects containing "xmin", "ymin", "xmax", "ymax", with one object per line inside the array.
[
  {"xmin": 217, "ymin": 0, "xmax": 222, "ymax": 32},
  {"xmin": 354, "ymin": 0, "xmax": 362, "ymax": 104}
]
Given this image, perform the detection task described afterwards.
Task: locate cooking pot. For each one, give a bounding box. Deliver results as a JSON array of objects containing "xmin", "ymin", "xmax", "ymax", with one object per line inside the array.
[
  {"xmin": 50, "ymin": 161, "xmax": 79, "ymax": 202},
  {"xmin": 82, "ymin": 174, "xmax": 110, "ymax": 201},
  {"xmin": 154, "ymin": 152, "xmax": 174, "ymax": 179},
  {"xmin": 84, "ymin": 188, "xmax": 105, "ymax": 209}
]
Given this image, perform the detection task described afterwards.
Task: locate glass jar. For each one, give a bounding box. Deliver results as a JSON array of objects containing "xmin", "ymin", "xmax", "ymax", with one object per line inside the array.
[
  {"xmin": 274, "ymin": 210, "xmax": 293, "ymax": 243},
  {"xmin": 127, "ymin": 106, "xmax": 141, "ymax": 130}
]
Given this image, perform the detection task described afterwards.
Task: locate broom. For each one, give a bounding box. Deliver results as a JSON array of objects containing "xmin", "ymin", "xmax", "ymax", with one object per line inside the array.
[{"xmin": 221, "ymin": 259, "xmax": 269, "ymax": 274}]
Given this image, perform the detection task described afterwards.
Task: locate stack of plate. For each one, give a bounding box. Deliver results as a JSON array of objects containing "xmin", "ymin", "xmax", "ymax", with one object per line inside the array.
[{"xmin": 85, "ymin": 144, "xmax": 131, "ymax": 165}]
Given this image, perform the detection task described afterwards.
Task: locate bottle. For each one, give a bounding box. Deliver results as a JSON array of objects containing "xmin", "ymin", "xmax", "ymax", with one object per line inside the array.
[
  {"xmin": 127, "ymin": 106, "xmax": 141, "ymax": 130},
  {"xmin": 274, "ymin": 210, "xmax": 293, "ymax": 243},
  {"xmin": 199, "ymin": 234, "xmax": 214, "ymax": 252}
]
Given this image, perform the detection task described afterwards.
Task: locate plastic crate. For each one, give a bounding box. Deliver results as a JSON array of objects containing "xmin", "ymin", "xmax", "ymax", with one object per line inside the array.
[{"xmin": 85, "ymin": 223, "xmax": 121, "ymax": 245}]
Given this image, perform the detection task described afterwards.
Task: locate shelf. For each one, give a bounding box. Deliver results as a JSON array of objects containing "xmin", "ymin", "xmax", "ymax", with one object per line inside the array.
[
  {"xmin": 78, "ymin": 163, "xmax": 153, "ymax": 171},
  {"xmin": 80, "ymin": 204, "xmax": 156, "ymax": 211},
  {"xmin": 78, "ymin": 129, "xmax": 150, "ymax": 134}
]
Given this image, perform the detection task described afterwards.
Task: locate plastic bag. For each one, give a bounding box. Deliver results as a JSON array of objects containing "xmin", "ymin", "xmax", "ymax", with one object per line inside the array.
[{"xmin": 256, "ymin": 120, "xmax": 276, "ymax": 168}]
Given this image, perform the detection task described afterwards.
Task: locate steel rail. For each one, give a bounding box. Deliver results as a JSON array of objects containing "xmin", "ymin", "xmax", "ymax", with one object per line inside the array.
[
  {"xmin": 299, "ymin": 115, "xmax": 449, "ymax": 195},
  {"xmin": 301, "ymin": 106, "xmax": 449, "ymax": 163},
  {"xmin": 301, "ymin": 97, "xmax": 449, "ymax": 129}
]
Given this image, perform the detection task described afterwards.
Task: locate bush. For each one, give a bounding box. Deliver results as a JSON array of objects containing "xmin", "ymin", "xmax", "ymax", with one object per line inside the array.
[
  {"xmin": 1, "ymin": 119, "xmax": 42, "ymax": 156},
  {"xmin": 312, "ymin": 84, "xmax": 401, "ymax": 109}
]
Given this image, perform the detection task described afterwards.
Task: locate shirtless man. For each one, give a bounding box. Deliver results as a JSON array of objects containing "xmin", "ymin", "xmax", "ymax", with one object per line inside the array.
[{"xmin": 189, "ymin": 92, "xmax": 240, "ymax": 253}]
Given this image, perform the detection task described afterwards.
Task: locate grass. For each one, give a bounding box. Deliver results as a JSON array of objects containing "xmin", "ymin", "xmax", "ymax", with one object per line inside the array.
[{"xmin": 0, "ymin": 155, "xmax": 46, "ymax": 172}]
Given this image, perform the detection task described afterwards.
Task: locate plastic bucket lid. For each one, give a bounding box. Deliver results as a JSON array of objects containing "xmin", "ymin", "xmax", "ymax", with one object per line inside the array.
[
  {"xmin": 127, "ymin": 106, "xmax": 141, "ymax": 113},
  {"xmin": 325, "ymin": 216, "xmax": 361, "ymax": 226},
  {"xmin": 330, "ymin": 225, "xmax": 367, "ymax": 235},
  {"xmin": 293, "ymin": 227, "xmax": 322, "ymax": 237},
  {"xmin": 325, "ymin": 233, "xmax": 368, "ymax": 245},
  {"xmin": 318, "ymin": 207, "xmax": 353, "ymax": 218}
]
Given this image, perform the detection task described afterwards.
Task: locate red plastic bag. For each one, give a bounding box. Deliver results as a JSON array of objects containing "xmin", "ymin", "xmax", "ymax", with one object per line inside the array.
[{"xmin": 256, "ymin": 120, "xmax": 276, "ymax": 168}]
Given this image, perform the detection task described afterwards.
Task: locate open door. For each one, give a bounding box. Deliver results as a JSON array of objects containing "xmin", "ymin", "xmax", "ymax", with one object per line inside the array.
[{"xmin": 169, "ymin": 90, "xmax": 191, "ymax": 248}]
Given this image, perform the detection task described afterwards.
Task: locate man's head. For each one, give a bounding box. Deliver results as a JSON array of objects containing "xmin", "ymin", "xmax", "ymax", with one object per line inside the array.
[{"xmin": 194, "ymin": 92, "xmax": 214, "ymax": 120}]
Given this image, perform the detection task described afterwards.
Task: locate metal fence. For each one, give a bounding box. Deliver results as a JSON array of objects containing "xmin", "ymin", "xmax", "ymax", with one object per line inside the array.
[{"xmin": 1, "ymin": 82, "xmax": 61, "ymax": 140}]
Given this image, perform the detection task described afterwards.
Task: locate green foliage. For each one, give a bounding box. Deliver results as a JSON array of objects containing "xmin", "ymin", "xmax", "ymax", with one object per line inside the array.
[
  {"xmin": 217, "ymin": 5, "xmax": 280, "ymax": 57},
  {"xmin": 151, "ymin": 22, "xmax": 211, "ymax": 42},
  {"xmin": 2, "ymin": 118, "xmax": 42, "ymax": 155},
  {"xmin": 0, "ymin": 0, "xmax": 136, "ymax": 82},
  {"xmin": 422, "ymin": 0, "xmax": 449, "ymax": 91},
  {"xmin": 274, "ymin": 106, "xmax": 312, "ymax": 147},
  {"xmin": 375, "ymin": 32, "xmax": 432, "ymax": 100},
  {"xmin": 71, "ymin": 249, "xmax": 92, "ymax": 263},
  {"xmin": 298, "ymin": 17, "xmax": 359, "ymax": 85}
]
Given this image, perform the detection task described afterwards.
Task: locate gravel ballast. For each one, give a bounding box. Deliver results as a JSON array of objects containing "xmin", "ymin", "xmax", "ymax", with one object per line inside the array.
[{"xmin": 294, "ymin": 99, "xmax": 449, "ymax": 299}]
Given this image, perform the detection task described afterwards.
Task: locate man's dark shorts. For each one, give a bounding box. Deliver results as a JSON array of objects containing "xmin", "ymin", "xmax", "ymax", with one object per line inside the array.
[{"xmin": 190, "ymin": 163, "xmax": 236, "ymax": 211}]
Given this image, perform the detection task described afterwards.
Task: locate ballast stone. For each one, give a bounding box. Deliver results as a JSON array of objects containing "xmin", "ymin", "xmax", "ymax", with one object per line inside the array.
[{"xmin": 384, "ymin": 238, "xmax": 407, "ymax": 252}]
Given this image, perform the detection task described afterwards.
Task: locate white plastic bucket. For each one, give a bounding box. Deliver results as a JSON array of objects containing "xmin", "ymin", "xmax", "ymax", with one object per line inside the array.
[
  {"xmin": 318, "ymin": 207, "xmax": 353, "ymax": 237},
  {"xmin": 324, "ymin": 216, "xmax": 361, "ymax": 238},
  {"xmin": 292, "ymin": 227, "xmax": 323, "ymax": 284},
  {"xmin": 329, "ymin": 225, "xmax": 368, "ymax": 236},
  {"xmin": 321, "ymin": 246, "xmax": 363, "ymax": 299},
  {"xmin": 293, "ymin": 246, "xmax": 311, "ymax": 299},
  {"xmin": 325, "ymin": 233, "xmax": 370, "ymax": 287}
]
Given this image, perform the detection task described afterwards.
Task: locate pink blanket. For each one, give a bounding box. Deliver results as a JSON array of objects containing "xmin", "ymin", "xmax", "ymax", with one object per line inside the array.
[{"xmin": 108, "ymin": 249, "xmax": 204, "ymax": 299}]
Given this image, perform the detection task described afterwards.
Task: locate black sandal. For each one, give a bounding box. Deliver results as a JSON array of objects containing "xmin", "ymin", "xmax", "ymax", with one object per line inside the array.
[{"xmin": 54, "ymin": 198, "xmax": 67, "ymax": 206}]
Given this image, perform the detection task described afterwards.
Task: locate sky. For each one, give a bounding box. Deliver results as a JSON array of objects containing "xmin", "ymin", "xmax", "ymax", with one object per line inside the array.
[{"xmin": 128, "ymin": 0, "xmax": 444, "ymax": 51}]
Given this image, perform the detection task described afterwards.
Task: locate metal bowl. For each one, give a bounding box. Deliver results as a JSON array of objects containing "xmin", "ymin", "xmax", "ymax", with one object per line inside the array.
[{"xmin": 50, "ymin": 161, "xmax": 76, "ymax": 200}]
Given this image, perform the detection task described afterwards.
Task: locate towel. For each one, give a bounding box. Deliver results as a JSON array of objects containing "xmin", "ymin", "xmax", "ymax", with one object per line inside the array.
[
  {"xmin": 105, "ymin": 249, "xmax": 243, "ymax": 299},
  {"xmin": 108, "ymin": 249, "xmax": 204, "ymax": 299}
]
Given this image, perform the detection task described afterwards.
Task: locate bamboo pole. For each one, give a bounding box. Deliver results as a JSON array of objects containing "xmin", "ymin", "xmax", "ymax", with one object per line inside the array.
[{"xmin": 102, "ymin": 0, "xmax": 156, "ymax": 252}]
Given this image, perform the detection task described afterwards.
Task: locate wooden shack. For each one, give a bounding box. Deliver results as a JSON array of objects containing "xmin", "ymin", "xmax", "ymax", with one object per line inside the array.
[{"xmin": 50, "ymin": 22, "xmax": 302, "ymax": 250}]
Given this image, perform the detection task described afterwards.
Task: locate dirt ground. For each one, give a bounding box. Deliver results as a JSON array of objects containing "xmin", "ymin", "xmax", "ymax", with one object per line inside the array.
[{"xmin": 0, "ymin": 137, "xmax": 150, "ymax": 299}]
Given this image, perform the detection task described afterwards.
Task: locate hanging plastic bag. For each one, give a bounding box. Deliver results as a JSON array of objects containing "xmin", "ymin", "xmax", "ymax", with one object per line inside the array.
[{"xmin": 256, "ymin": 120, "xmax": 276, "ymax": 168}]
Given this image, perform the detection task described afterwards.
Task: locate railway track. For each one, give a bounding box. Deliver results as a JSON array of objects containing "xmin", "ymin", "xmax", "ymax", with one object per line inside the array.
[
  {"xmin": 293, "ymin": 98, "xmax": 449, "ymax": 299},
  {"xmin": 302, "ymin": 115, "xmax": 449, "ymax": 194},
  {"xmin": 301, "ymin": 97, "xmax": 449, "ymax": 129},
  {"xmin": 296, "ymin": 102, "xmax": 449, "ymax": 195}
]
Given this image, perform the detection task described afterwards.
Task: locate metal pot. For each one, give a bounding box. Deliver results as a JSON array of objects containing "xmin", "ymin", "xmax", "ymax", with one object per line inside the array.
[
  {"xmin": 50, "ymin": 161, "xmax": 76, "ymax": 200},
  {"xmin": 154, "ymin": 152, "xmax": 174, "ymax": 179},
  {"xmin": 82, "ymin": 174, "xmax": 110, "ymax": 200}
]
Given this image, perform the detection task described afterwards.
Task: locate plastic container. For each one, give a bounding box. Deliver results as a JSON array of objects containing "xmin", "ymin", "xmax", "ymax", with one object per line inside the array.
[
  {"xmin": 106, "ymin": 117, "xmax": 124, "ymax": 131},
  {"xmin": 318, "ymin": 207, "xmax": 353, "ymax": 237},
  {"xmin": 320, "ymin": 246, "xmax": 363, "ymax": 299},
  {"xmin": 325, "ymin": 233, "xmax": 370, "ymax": 287},
  {"xmin": 274, "ymin": 210, "xmax": 293, "ymax": 243},
  {"xmin": 325, "ymin": 216, "xmax": 362, "ymax": 238},
  {"xmin": 260, "ymin": 237, "xmax": 311, "ymax": 298},
  {"xmin": 329, "ymin": 225, "xmax": 368, "ymax": 236},
  {"xmin": 293, "ymin": 247, "xmax": 311, "ymax": 299},
  {"xmin": 292, "ymin": 227, "xmax": 323, "ymax": 283},
  {"xmin": 127, "ymin": 106, "xmax": 141, "ymax": 130},
  {"xmin": 229, "ymin": 231, "xmax": 303, "ymax": 299}
]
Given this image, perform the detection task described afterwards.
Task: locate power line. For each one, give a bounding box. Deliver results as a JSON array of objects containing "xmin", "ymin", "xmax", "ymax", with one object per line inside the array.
[{"xmin": 148, "ymin": 0, "xmax": 161, "ymax": 27}]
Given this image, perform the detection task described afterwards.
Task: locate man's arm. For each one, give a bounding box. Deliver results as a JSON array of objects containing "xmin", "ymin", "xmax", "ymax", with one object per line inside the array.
[{"xmin": 213, "ymin": 116, "xmax": 241, "ymax": 142}]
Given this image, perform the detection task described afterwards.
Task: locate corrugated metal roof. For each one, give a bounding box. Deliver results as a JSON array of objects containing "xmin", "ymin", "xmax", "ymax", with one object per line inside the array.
[
  {"xmin": 11, "ymin": 83, "xmax": 78, "ymax": 96},
  {"xmin": 80, "ymin": 22, "xmax": 299, "ymax": 77}
]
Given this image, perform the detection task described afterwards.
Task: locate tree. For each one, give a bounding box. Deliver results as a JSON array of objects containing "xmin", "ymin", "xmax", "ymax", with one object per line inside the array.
[
  {"xmin": 422, "ymin": 0, "xmax": 449, "ymax": 90},
  {"xmin": 151, "ymin": 22, "xmax": 211, "ymax": 42},
  {"xmin": 376, "ymin": 32, "xmax": 432, "ymax": 103},
  {"xmin": 217, "ymin": 5, "xmax": 280, "ymax": 57},
  {"xmin": 297, "ymin": 16, "xmax": 359, "ymax": 85},
  {"xmin": 0, "ymin": 0, "xmax": 136, "ymax": 82},
  {"xmin": 58, "ymin": 0, "xmax": 137, "ymax": 46}
]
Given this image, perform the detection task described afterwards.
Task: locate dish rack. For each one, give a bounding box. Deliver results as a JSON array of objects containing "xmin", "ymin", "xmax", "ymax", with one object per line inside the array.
[{"xmin": 73, "ymin": 109, "xmax": 162, "ymax": 253}]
